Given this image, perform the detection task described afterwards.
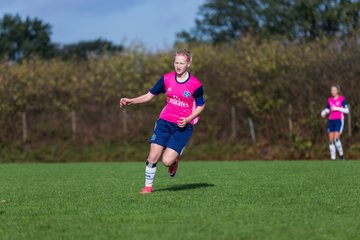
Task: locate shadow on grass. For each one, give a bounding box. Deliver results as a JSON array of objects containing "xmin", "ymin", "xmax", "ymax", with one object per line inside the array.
[
  {"xmin": 0, "ymin": 211, "xmax": 4, "ymax": 215},
  {"xmin": 156, "ymin": 183, "xmax": 215, "ymax": 192}
]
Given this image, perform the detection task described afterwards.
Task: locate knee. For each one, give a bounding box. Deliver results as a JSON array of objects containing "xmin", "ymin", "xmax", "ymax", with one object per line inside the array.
[
  {"xmin": 162, "ymin": 157, "xmax": 173, "ymax": 167},
  {"xmin": 147, "ymin": 153, "xmax": 160, "ymax": 164}
]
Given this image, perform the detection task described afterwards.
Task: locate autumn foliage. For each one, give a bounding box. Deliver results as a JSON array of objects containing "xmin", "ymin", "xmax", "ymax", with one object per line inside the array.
[{"xmin": 0, "ymin": 36, "xmax": 359, "ymax": 160}]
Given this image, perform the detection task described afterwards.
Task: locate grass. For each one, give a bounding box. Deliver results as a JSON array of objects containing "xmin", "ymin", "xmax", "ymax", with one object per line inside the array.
[
  {"xmin": 3, "ymin": 140, "xmax": 356, "ymax": 163},
  {"xmin": 0, "ymin": 161, "xmax": 360, "ymax": 240}
]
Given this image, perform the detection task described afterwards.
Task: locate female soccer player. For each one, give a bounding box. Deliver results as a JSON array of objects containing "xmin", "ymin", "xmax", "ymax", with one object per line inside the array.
[
  {"xmin": 119, "ymin": 49, "xmax": 205, "ymax": 194},
  {"xmin": 321, "ymin": 85, "xmax": 349, "ymax": 160}
]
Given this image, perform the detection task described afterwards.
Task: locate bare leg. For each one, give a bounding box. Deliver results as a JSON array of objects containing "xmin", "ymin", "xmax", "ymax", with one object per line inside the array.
[
  {"xmin": 147, "ymin": 143, "xmax": 164, "ymax": 164},
  {"xmin": 162, "ymin": 148, "xmax": 179, "ymax": 167},
  {"xmin": 334, "ymin": 132, "xmax": 341, "ymax": 140},
  {"xmin": 328, "ymin": 132, "xmax": 335, "ymax": 142}
]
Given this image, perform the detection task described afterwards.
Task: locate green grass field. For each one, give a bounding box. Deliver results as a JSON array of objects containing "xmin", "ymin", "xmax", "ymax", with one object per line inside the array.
[{"xmin": 1, "ymin": 161, "xmax": 360, "ymax": 240}]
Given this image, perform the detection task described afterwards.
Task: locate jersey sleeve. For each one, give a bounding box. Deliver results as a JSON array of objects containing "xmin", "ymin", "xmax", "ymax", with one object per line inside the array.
[
  {"xmin": 193, "ymin": 86, "xmax": 205, "ymax": 106},
  {"xmin": 342, "ymin": 99, "xmax": 348, "ymax": 107},
  {"xmin": 149, "ymin": 77, "xmax": 166, "ymax": 96},
  {"xmin": 325, "ymin": 103, "xmax": 330, "ymax": 109}
]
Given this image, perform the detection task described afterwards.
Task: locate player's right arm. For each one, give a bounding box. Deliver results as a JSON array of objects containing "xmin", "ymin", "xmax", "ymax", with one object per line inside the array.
[
  {"xmin": 120, "ymin": 93, "xmax": 155, "ymax": 107},
  {"xmin": 119, "ymin": 77, "xmax": 165, "ymax": 108},
  {"xmin": 321, "ymin": 103, "xmax": 330, "ymax": 118}
]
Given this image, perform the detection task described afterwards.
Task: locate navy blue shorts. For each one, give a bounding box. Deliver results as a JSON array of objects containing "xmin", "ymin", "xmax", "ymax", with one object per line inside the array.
[
  {"xmin": 150, "ymin": 119, "xmax": 193, "ymax": 155},
  {"xmin": 328, "ymin": 119, "xmax": 344, "ymax": 133}
]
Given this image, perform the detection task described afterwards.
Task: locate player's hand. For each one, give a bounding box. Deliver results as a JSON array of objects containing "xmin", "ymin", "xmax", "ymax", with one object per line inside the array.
[
  {"xmin": 321, "ymin": 112, "xmax": 326, "ymax": 118},
  {"xmin": 178, "ymin": 117, "xmax": 190, "ymax": 128},
  {"xmin": 120, "ymin": 98, "xmax": 132, "ymax": 108}
]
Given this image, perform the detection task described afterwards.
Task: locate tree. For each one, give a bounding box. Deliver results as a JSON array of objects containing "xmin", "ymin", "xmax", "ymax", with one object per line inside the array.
[
  {"xmin": 55, "ymin": 38, "xmax": 123, "ymax": 60},
  {"xmin": 177, "ymin": 0, "xmax": 262, "ymax": 44},
  {"xmin": 177, "ymin": 0, "xmax": 360, "ymax": 44},
  {"xmin": 289, "ymin": 0, "xmax": 360, "ymax": 39},
  {"xmin": 0, "ymin": 14, "xmax": 54, "ymax": 61}
]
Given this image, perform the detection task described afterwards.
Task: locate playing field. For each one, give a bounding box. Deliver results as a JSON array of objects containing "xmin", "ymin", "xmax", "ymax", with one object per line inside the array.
[{"xmin": 0, "ymin": 161, "xmax": 359, "ymax": 240}]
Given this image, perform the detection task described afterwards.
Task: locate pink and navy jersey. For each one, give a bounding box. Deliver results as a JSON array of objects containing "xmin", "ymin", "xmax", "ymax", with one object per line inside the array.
[
  {"xmin": 149, "ymin": 72, "xmax": 204, "ymax": 125},
  {"xmin": 326, "ymin": 96, "xmax": 347, "ymax": 120}
]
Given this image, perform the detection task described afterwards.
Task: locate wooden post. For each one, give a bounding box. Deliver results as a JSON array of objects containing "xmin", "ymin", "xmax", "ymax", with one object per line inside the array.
[
  {"xmin": 348, "ymin": 105, "xmax": 352, "ymax": 138},
  {"xmin": 288, "ymin": 104, "xmax": 293, "ymax": 139},
  {"xmin": 22, "ymin": 111, "xmax": 28, "ymax": 142},
  {"xmin": 231, "ymin": 106, "xmax": 236, "ymax": 139},
  {"xmin": 122, "ymin": 108, "xmax": 128, "ymax": 136},
  {"xmin": 248, "ymin": 117, "xmax": 256, "ymax": 144},
  {"xmin": 71, "ymin": 110, "xmax": 77, "ymax": 140}
]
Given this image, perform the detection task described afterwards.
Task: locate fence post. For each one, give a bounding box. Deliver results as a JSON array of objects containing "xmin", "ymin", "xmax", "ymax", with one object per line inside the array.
[
  {"xmin": 22, "ymin": 111, "xmax": 28, "ymax": 142},
  {"xmin": 348, "ymin": 105, "xmax": 352, "ymax": 138},
  {"xmin": 231, "ymin": 106, "xmax": 237, "ymax": 139},
  {"xmin": 122, "ymin": 109, "xmax": 128, "ymax": 136},
  {"xmin": 288, "ymin": 104, "xmax": 293, "ymax": 139},
  {"xmin": 248, "ymin": 117, "xmax": 256, "ymax": 144},
  {"xmin": 71, "ymin": 110, "xmax": 77, "ymax": 140}
]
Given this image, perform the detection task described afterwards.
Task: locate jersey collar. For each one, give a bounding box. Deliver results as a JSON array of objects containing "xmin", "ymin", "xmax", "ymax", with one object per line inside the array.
[{"xmin": 175, "ymin": 72, "xmax": 191, "ymax": 84}]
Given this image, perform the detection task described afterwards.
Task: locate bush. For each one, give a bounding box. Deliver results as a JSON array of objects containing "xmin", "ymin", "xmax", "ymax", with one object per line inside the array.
[{"xmin": 0, "ymin": 35, "xmax": 359, "ymax": 161}]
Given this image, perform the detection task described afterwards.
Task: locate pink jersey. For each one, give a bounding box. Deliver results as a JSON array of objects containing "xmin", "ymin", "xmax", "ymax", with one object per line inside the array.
[
  {"xmin": 327, "ymin": 96, "xmax": 347, "ymax": 120},
  {"xmin": 149, "ymin": 72, "xmax": 204, "ymax": 125}
]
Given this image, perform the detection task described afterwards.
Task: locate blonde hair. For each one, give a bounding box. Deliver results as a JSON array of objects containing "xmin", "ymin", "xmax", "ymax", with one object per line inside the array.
[{"xmin": 175, "ymin": 49, "xmax": 192, "ymax": 62}]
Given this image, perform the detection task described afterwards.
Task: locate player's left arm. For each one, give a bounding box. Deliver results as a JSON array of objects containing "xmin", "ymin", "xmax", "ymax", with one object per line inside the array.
[
  {"xmin": 332, "ymin": 100, "xmax": 350, "ymax": 114},
  {"xmin": 178, "ymin": 86, "xmax": 205, "ymax": 128}
]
